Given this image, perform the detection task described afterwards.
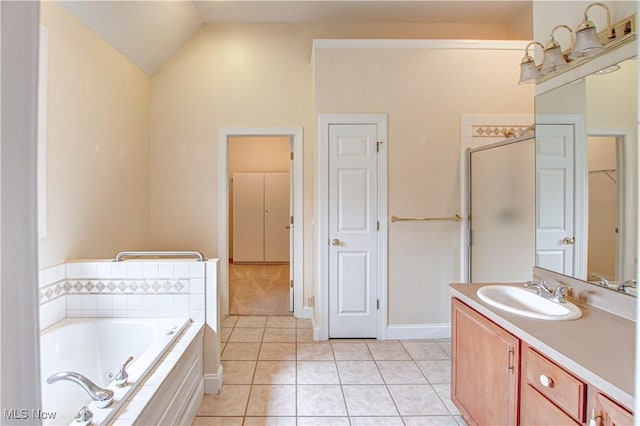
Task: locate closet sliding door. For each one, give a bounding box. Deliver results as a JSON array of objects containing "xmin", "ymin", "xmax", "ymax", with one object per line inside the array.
[
  {"xmin": 264, "ymin": 173, "xmax": 290, "ymax": 262},
  {"xmin": 233, "ymin": 172, "xmax": 265, "ymax": 263},
  {"xmin": 233, "ymin": 172, "xmax": 290, "ymax": 263}
]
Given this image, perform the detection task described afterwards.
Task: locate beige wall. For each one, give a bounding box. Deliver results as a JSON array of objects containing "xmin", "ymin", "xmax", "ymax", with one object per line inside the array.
[
  {"xmin": 149, "ymin": 21, "xmax": 524, "ymax": 312},
  {"xmin": 39, "ymin": 2, "xmax": 150, "ymax": 269},
  {"xmin": 507, "ymin": 5, "xmax": 533, "ymax": 41},
  {"xmin": 228, "ymin": 136, "xmax": 290, "ymax": 256},
  {"xmin": 314, "ymin": 48, "xmax": 534, "ymax": 324},
  {"xmin": 229, "ymin": 136, "xmax": 290, "ymax": 173}
]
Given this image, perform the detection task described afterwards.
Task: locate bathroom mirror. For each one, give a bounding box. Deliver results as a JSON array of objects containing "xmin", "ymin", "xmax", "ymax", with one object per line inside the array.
[{"xmin": 535, "ymin": 56, "xmax": 638, "ymax": 295}]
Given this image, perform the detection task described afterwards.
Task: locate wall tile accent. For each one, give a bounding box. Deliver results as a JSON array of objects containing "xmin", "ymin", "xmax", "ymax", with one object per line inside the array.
[
  {"xmin": 38, "ymin": 260, "xmax": 213, "ymax": 331},
  {"xmin": 460, "ymin": 114, "xmax": 534, "ymax": 150},
  {"xmin": 472, "ymin": 125, "xmax": 531, "ymax": 138}
]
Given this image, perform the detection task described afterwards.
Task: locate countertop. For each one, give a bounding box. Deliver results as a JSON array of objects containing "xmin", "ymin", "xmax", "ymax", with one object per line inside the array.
[{"xmin": 450, "ymin": 282, "xmax": 635, "ymax": 410}]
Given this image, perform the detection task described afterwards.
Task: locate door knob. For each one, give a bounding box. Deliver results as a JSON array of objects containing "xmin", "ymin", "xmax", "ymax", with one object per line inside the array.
[
  {"xmin": 332, "ymin": 239, "xmax": 341, "ymax": 247},
  {"xmin": 562, "ymin": 237, "xmax": 576, "ymax": 245},
  {"xmin": 285, "ymin": 225, "xmax": 290, "ymax": 230}
]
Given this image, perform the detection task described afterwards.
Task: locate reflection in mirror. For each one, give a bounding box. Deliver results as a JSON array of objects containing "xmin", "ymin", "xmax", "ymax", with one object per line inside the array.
[
  {"xmin": 587, "ymin": 136, "xmax": 618, "ymax": 284},
  {"xmin": 535, "ymin": 57, "xmax": 638, "ymax": 296}
]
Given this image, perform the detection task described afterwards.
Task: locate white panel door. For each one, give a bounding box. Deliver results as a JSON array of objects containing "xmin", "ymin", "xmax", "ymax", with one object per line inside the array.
[
  {"xmin": 264, "ymin": 172, "xmax": 290, "ymax": 263},
  {"xmin": 536, "ymin": 124, "xmax": 575, "ymax": 276},
  {"xmin": 329, "ymin": 124, "xmax": 378, "ymax": 338},
  {"xmin": 233, "ymin": 172, "xmax": 265, "ymax": 263}
]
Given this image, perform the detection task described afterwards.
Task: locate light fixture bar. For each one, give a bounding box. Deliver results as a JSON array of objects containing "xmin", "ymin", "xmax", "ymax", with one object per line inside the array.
[
  {"xmin": 534, "ymin": 14, "xmax": 636, "ymax": 84},
  {"xmin": 598, "ymin": 14, "xmax": 635, "ymax": 45}
]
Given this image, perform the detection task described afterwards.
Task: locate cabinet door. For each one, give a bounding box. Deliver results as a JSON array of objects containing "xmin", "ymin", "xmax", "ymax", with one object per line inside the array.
[
  {"xmin": 232, "ymin": 172, "xmax": 265, "ymax": 262},
  {"xmin": 264, "ymin": 172, "xmax": 290, "ymax": 262},
  {"xmin": 521, "ymin": 384, "xmax": 580, "ymax": 426},
  {"xmin": 595, "ymin": 393, "xmax": 633, "ymax": 426},
  {"xmin": 451, "ymin": 298, "xmax": 519, "ymax": 425}
]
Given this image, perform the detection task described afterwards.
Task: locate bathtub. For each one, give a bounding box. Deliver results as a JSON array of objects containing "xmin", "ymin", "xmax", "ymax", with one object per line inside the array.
[{"xmin": 40, "ymin": 317, "xmax": 196, "ymax": 425}]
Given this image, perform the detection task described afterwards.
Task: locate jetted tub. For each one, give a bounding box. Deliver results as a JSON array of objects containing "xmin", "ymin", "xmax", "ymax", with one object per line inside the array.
[{"xmin": 40, "ymin": 317, "xmax": 190, "ymax": 425}]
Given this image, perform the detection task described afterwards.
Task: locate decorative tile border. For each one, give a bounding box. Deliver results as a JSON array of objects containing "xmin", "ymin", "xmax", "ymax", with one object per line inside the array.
[
  {"xmin": 472, "ymin": 125, "xmax": 531, "ymax": 138},
  {"xmin": 39, "ymin": 280, "xmax": 66, "ymax": 304},
  {"xmin": 39, "ymin": 279, "xmax": 190, "ymax": 305},
  {"xmin": 460, "ymin": 114, "xmax": 534, "ymax": 150}
]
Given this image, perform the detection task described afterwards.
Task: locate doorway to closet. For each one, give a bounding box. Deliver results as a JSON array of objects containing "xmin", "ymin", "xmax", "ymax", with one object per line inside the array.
[
  {"xmin": 228, "ymin": 135, "xmax": 292, "ymax": 316},
  {"xmin": 218, "ymin": 127, "xmax": 304, "ymax": 320}
]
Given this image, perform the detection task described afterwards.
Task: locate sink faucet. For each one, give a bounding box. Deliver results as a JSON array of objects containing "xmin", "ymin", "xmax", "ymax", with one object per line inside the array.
[
  {"xmin": 594, "ymin": 275, "xmax": 612, "ymax": 288},
  {"xmin": 525, "ymin": 279, "xmax": 552, "ymax": 296},
  {"xmin": 525, "ymin": 279, "xmax": 571, "ymax": 304},
  {"xmin": 47, "ymin": 371, "xmax": 114, "ymax": 408},
  {"xmin": 618, "ymin": 279, "xmax": 637, "ymax": 294}
]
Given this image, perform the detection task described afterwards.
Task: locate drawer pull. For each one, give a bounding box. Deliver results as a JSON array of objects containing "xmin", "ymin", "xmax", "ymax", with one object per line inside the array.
[
  {"xmin": 506, "ymin": 345, "xmax": 515, "ymax": 373},
  {"xmin": 539, "ymin": 374, "xmax": 554, "ymax": 388}
]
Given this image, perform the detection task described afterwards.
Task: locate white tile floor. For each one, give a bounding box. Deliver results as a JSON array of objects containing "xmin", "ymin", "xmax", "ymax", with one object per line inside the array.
[{"xmin": 194, "ymin": 316, "xmax": 465, "ymax": 426}]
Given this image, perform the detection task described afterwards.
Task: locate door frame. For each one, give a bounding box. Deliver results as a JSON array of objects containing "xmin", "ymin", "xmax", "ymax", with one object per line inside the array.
[
  {"xmin": 218, "ymin": 127, "xmax": 304, "ymax": 318},
  {"xmin": 317, "ymin": 114, "xmax": 388, "ymax": 340}
]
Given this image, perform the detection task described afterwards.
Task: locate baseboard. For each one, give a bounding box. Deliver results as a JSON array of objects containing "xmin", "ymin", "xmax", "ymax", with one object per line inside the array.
[
  {"xmin": 298, "ymin": 306, "xmax": 313, "ymax": 319},
  {"xmin": 203, "ymin": 364, "xmax": 223, "ymax": 394},
  {"xmin": 385, "ymin": 323, "xmax": 451, "ymax": 340}
]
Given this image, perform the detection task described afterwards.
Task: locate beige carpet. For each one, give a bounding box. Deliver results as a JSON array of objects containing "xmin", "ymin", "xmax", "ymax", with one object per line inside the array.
[{"xmin": 229, "ymin": 263, "xmax": 292, "ymax": 316}]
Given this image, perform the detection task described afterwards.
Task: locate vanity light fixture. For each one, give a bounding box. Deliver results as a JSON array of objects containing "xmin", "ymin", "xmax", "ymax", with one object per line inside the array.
[
  {"xmin": 518, "ymin": 41, "xmax": 545, "ymax": 84},
  {"xmin": 569, "ymin": 2, "xmax": 615, "ymax": 59},
  {"xmin": 540, "ymin": 24, "xmax": 574, "ymax": 74}
]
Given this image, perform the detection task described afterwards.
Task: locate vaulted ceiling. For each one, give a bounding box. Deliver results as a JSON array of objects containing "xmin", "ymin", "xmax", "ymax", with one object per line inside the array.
[{"xmin": 59, "ymin": 1, "xmax": 531, "ymax": 75}]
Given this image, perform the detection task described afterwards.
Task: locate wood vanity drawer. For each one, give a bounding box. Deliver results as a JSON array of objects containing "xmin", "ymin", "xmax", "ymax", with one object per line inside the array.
[
  {"xmin": 524, "ymin": 346, "xmax": 586, "ymax": 422},
  {"xmin": 521, "ymin": 384, "xmax": 580, "ymax": 426}
]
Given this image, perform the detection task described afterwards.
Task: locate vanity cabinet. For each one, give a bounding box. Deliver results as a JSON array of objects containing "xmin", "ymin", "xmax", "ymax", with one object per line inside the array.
[
  {"xmin": 451, "ymin": 298, "xmax": 519, "ymax": 425},
  {"xmin": 451, "ymin": 297, "xmax": 633, "ymax": 426},
  {"xmin": 594, "ymin": 393, "xmax": 633, "ymax": 426}
]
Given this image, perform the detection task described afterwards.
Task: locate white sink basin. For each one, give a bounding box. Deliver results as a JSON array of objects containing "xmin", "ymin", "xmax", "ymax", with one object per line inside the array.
[{"xmin": 477, "ymin": 285, "xmax": 582, "ymax": 321}]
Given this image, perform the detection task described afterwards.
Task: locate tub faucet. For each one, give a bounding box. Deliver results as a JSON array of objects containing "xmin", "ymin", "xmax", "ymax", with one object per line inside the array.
[
  {"xmin": 47, "ymin": 371, "xmax": 114, "ymax": 408},
  {"xmin": 115, "ymin": 356, "xmax": 134, "ymax": 388}
]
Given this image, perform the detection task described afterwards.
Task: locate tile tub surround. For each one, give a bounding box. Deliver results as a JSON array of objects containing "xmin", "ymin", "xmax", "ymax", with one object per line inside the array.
[
  {"xmin": 194, "ymin": 315, "xmax": 465, "ymax": 425},
  {"xmin": 38, "ymin": 259, "xmax": 216, "ymax": 330},
  {"xmin": 449, "ymin": 282, "xmax": 635, "ymax": 410}
]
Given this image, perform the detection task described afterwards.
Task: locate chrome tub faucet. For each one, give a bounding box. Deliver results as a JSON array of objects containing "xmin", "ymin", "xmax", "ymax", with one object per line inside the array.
[{"xmin": 47, "ymin": 371, "xmax": 114, "ymax": 408}]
